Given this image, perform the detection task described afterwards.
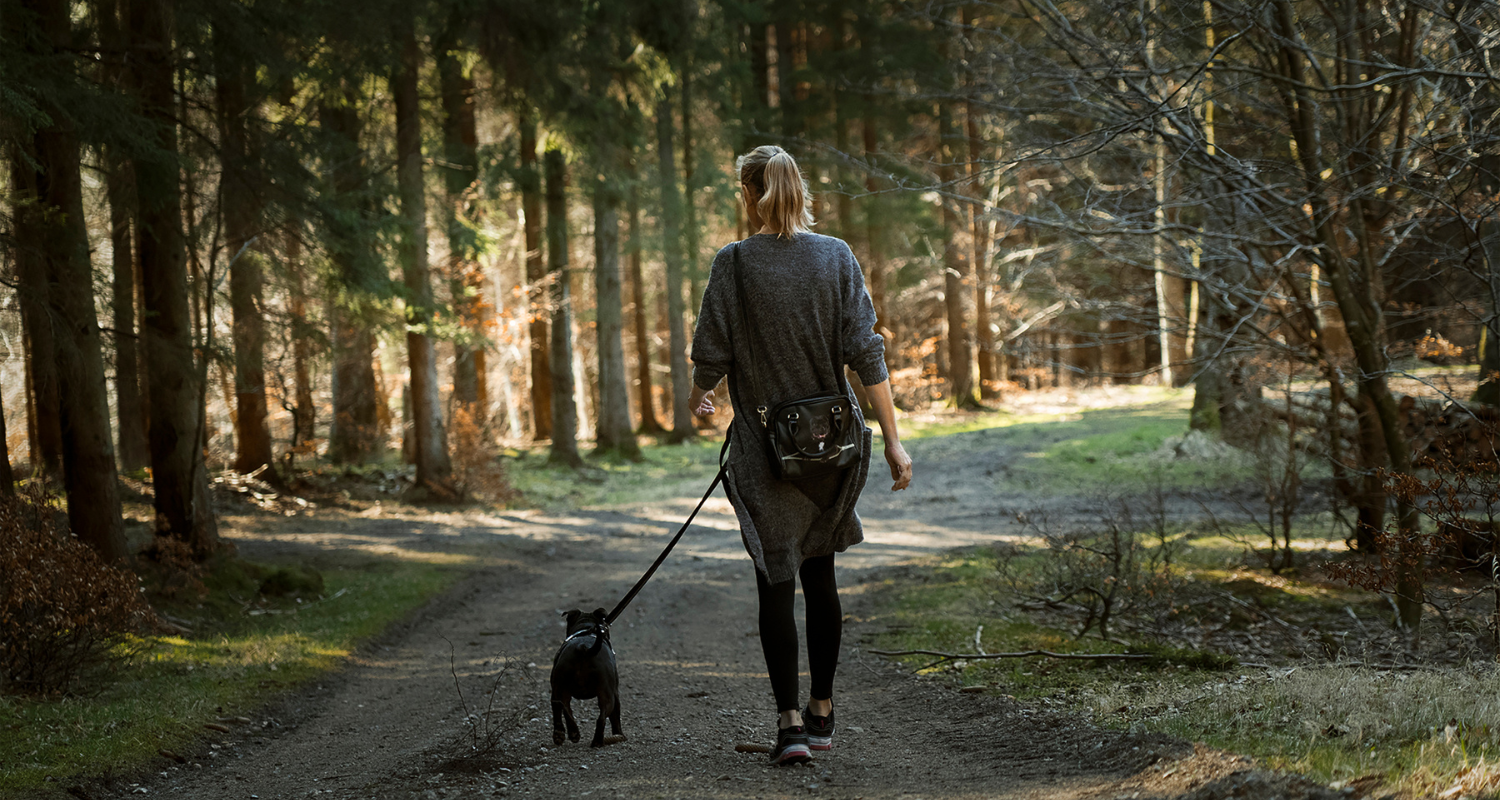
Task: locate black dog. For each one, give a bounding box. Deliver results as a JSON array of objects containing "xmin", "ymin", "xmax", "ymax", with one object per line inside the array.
[{"xmin": 550, "ymin": 608, "xmax": 622, "ymax": 748}]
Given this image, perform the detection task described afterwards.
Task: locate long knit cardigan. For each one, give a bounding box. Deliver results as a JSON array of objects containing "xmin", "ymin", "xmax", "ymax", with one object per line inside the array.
[{"xmin": 690, "ymin": 232, "xmax": 889, "ymax": 584}]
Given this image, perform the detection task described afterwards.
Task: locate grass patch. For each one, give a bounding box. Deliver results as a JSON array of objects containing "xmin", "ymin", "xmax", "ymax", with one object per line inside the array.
[
  {"xmin": 0, "ymin": 557, "xmax": 462, "ymax": 799},
  {"xmin": 865, "ymin": 539, "xmax": 1496, "ymax": 798},
  {"xmin": 865, "ymin": 548, "xmax": 1231, "ymax": 701},
  {"xmin": 1023, "ymin": 406, "xmax": 1260, "ymax": 492}
]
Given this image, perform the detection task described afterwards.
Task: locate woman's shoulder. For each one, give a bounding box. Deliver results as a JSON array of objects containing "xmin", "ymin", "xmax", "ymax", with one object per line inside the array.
[
  {"xmin": 796, "ymin": 232, "xmax": 853, "ymax": 252},
  {"xmin": 723, "ymin": 233, "xmax": 854, "ymax": 260}
]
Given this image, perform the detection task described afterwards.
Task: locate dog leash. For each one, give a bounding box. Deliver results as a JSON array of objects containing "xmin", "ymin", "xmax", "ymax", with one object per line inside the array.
[{"xmin": 603, "ymin": 432, "xmax": 732, "ymax": 625}]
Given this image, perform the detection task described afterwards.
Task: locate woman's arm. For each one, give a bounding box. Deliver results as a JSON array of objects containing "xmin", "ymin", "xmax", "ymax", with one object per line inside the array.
[
  {"xmin": 689, "ymin": 247, "xmax": 735, "ymax": 408},
  {"xmin": 863, "ymin": 380, "xmax": 912, "ymax": 491}
]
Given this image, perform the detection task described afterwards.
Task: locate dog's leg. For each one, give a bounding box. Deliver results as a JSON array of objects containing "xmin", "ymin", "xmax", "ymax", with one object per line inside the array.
[
  {"xmin": 610, "ymin": 695, "xmax": 623, "ymax": 738},
  {"xmin": 591, "ymin": 700, "xmax": 608, "ymax": 748},
  {"xmin": 562, "ymin": 700, "xmax": 581, "ymax": 743},
  {"xmin": 552, "ymin": 697, "xmax": 568, "ymax": 746}
]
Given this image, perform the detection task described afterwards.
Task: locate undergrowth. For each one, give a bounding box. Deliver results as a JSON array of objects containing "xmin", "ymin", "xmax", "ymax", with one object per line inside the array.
[
  {"xmin": 0, "ymin": 556, "xmax": 462, "ymax": 799},
  {"xmin": 864, "ymin": 540, "xmax": 1500, "ymax": 799}
]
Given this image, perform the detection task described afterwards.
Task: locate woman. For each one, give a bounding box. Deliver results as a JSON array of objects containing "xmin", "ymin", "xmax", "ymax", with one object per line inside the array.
[{"xmin": 688, "ymin": 145, "xmax": 914, "ymax": 766}]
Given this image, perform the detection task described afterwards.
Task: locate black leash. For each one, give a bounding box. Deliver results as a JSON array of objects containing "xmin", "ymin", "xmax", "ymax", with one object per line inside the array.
[{"xmin": 603, "ymin": 432, "xmax": 732, "ymax": 625}]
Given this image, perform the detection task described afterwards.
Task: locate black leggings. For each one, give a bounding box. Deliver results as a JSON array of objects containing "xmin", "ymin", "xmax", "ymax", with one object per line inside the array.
[{"xmin": 756, "ymin": 554, "xmax": 842, "ymax": 713}]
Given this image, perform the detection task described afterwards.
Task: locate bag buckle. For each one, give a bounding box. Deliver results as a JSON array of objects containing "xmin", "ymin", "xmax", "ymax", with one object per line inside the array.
[{"xmin": 757, "ymin": 405, "xmax": 769, "ymax": 426}]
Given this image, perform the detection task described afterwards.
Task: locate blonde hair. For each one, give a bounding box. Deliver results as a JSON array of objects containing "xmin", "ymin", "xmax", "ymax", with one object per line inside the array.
[{"xmin": 736, "ymin": 145, "xmax": 814, "ymax": 239}]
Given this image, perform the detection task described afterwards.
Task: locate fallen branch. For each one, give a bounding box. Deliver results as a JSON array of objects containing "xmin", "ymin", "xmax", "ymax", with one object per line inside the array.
[{"xmin": 868, "ymin": 648, "xmax": 1152, "ymax": 662}]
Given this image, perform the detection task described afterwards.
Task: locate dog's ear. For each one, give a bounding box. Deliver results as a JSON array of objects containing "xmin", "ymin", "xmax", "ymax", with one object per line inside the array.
[
  {"xmin": 591, "ymin": 607, "xmax": 608, "ymax": 622},
  {"xmin": 564, "ymin": 609, "xmax": 581, "ymax": 625}
]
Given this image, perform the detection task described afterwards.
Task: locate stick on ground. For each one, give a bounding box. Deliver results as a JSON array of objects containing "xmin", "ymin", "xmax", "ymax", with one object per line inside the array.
[{"xmin": 868, "ymin": 648, "xmax": 1152, "ymax": 663}]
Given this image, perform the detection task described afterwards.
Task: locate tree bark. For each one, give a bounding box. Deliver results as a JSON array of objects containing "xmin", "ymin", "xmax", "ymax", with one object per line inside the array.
[
  {"xmin": 863, "ymin": 111, "xmax": 889, "ymax": 341},
  {"xmin": 1476, "ymin": 221, "xmax": 1499, "ymax": 406},
  {"xmin": 129, "ymin": 0, "xmax": 219, "ymax": 558},
  {"xmin": 394, "ymin": 18, "xmax": 456, "ymax": 499},
  {"xmin": 438, "ymin": 12, "xmax": 486, "ymax": 416},
  {"xmin": 938, "ymin": 101, "xmax": 979, "ymax": 408},
  {"xmin": 0, "ymin": 376, "xmax": 12, "ymax": 496},
  {"xmin": 593, "ymin": 135, "xmax": 640, "ymax": 458},
  {"xmin": 320, "ymin": 86, "xmax": 381, "ymax": 464},
  {"xmin": 287, "ymin": 233, "xmax": 315, "ymax": 464},
  {"xmin": 1189, "ymin": 290, "xmax": 1225, "ymax": 431},
  {"xmin": 7, "ymin": 0, "xmax": 127, "ymax": 559},
  {"xmin": 1272, "ymin": 0, "xmax": 1421, "ymax": 629},
  {"xmin": 544, "ymin": 145, "xmax": 582, "ymax": 466},
  {"xmin": 95, "ymin": 0, "xmax": 148, "ymax": 475},
  {"xmin": 105, "ymin": 153, "xmax": 149, "ymax": 473},
  {"xmin": 682, "ymin": 59, "xmax": 703, "ymax": 319},
  {"xmin": 657, "ymin": 99, "xmax": 696, "ymax": 441},
  {"xmin": 628, "ymin": 170, "xmax": 664, "ymax": 434},
  {"xmin": 10, "ymin": 155, "xmax": 63, "ymax": 482},
  {"xmin": 520, "ymin": 115, "xmax": 552, "ymax": 440},
  {"xmin": 214, "ymin": 27, "xmax": 275, "ymax": 478}
]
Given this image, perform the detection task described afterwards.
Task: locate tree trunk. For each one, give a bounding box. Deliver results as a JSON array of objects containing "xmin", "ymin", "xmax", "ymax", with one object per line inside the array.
[
  {"xmin": 320, "ymin": 86, "xmax": 381, "ymax": 464},
  {"xmin": 394, "ymin": 18, "xmax": 456, "ymax": 499},
  {"xmin": 328, "ymin": 308, "xmax": 379, "ymax": 463},
  {"xmin": 628, "ymin": 170, "xmax": 664, "ymax": 434},
  {"xmin": 8, "ymin": 0, "xmax": 127, "ymax": 559},
  {"xmin": 544, "ymin": 145, "xmax": 582, "ymax": 466},
  {"xmin": 520, "ymin": 115, "xmax": 552, "ymax": 440},
  {"xmin": 863, "ymin": 111, "xmax": 889, "ymax": 341},
  {"xmin": 105, "ymin": 153, "xmax": 148, "ymax": 473},
  {"xmin": 938, "ymin": 102, "xmax": 978, "ymax": 408},
  {"xmin": 682, "ymin": 59, "xmax": 703, "ymax": 318},
  {"xmin": 1272, "ymin": 0, "xmax": 1421, "ymax": 630},
  {"xmin": 966, "ymin": 120, "xmax": 996, "ymax": 397},
  {"xmin": 1476, "ymin": 221, "xmax": 1499, "ymax": 406},
  {"xmin": 287, "ymin": 232, "xmax": 315, "ymax": 464},
  {"xmin": 1190, "ymin": 286, "xmax": 1226, "ymax": 431},
  {"xmin": 10, "ymin": 154, "xmax": 64, "ymax": 482},
  {"xmin": 438, "ymin": 12, "xmax": 486, "ymax": 415},
  {"xmin": 593, "ymin": 138, "xmax": 640, "ymax": 458},
  {"xmin": 657, "ymin": 99, "xmax": 696, "ymax": 441},
  {"xmin": 214, "ymin": 28, "xmax": 275, "ymax": 478},
  {"xmin": 129, "ymin": 0, "xmax": 219, "ymax": 558},
  {"xmin": 96, "ymin": 0, "xmax": 148, "ymax": 473},
  {"xmin": 0, "ymin": 377, "xmax": 12, "ymax": 496}
]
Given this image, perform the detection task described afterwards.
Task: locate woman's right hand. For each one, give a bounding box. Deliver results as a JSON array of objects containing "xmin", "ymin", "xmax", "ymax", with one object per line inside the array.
[{"xmin": 884, "ymin": 440, "xmax": 912, "ymax": 491}]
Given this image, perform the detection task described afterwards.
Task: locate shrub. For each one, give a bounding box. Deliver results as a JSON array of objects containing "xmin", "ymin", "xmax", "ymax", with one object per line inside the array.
[
  {"xmin": 450, "ymin": 405, "xmax": 516, "ymax": 504},
  {"xmin": 0, "ymin": 490, "xmax": 155, "ymax": 695},
  {"xmin": 995, "ymin": 494, "xmax": 1186, "ymax": 641}
]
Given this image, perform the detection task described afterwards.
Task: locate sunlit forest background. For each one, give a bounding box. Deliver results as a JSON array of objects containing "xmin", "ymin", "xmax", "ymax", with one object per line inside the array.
[
  {"xmin": 3, "ymin": 0, "xmax": 1498, "ymax": 662},
  {"xmin": 5, "ymin": 0, "xmax": 1500, "ymax": 795}
]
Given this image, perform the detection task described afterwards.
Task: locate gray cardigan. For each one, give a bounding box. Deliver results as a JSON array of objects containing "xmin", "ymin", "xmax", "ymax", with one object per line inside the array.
[{"xmin": 691, "ymin": 232, "xmax": 889, "ymax": 584}]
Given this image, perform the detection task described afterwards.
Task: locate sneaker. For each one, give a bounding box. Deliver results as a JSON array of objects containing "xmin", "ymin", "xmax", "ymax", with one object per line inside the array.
[
  {"xmin": 803, "ymin": 707, "xmax": 835, "ymax": 751},
  {"xmin": 769, "ymin": 725, "xmax": 812, "ymax": 765}
]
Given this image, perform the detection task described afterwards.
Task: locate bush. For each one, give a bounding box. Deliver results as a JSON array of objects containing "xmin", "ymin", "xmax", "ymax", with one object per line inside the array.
[
  {"xmin": 995, "ymin": 494, "xmax": 1185, "ymax": 641},
  {"xmin": 450, "ymin": 405, "xmax": 516, "ymax": 504},
  {"xmin": 0, "ymin": 490, "xmax": 155, "ymax": 695}
]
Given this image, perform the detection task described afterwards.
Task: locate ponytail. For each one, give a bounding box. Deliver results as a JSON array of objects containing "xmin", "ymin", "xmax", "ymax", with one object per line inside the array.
[{"xmin": 736, "ymin": 145, "xmax": 814, "ymax": 239}]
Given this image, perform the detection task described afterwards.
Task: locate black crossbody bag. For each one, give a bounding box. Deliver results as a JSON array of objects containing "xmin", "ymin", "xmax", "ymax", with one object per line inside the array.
[{"xmin": 731, "ymin": 242, "xmax": 864, "ymax": 481}]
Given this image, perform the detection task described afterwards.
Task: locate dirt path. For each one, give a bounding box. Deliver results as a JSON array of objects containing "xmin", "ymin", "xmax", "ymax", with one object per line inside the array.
[{"xmin": 105, "ymin": 415, "xmax": 1341, "ymax": 800}]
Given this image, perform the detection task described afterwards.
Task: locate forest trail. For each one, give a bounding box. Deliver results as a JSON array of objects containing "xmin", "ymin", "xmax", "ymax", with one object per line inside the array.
[{"xmin": 111, "ymin": 407, "xmax": 1337, "ymax": 800}]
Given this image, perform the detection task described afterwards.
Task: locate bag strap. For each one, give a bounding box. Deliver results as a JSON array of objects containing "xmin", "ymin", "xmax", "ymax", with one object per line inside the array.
[
  {"xmin": 605, "ymin": 433, "xmax": 732, "ymax": 625},
  {"xmin": 731, "ymin": 243, "xmax": 770, "ymax": 426}
]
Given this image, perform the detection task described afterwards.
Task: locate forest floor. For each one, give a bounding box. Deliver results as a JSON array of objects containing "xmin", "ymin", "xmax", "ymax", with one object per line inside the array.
[{"xmin": 70, "ymin": 385, "xmax": 1456, "ymax": 800}]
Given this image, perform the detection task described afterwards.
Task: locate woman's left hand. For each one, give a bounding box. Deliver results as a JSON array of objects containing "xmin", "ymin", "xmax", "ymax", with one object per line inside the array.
[{"xmin": 689, "ymin": 385, "xmax": 716, "ymax": 417}]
